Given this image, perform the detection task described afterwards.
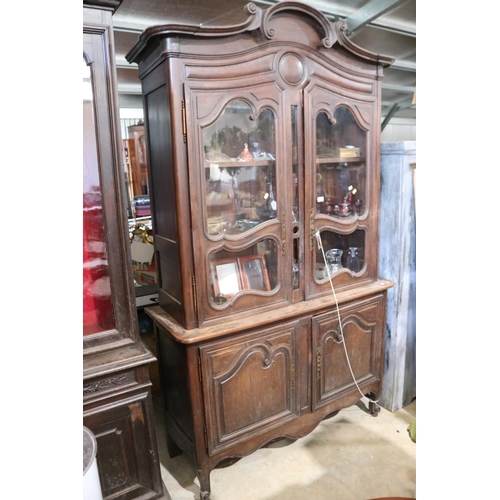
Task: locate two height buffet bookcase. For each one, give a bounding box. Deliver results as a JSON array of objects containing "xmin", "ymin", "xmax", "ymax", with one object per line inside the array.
[{"xmin": 126, "ymin": 2, "xmax": 394, "ymax": 498}]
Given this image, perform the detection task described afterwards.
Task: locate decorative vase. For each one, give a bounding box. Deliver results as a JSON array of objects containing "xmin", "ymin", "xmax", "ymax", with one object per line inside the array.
[
  {"xmin": 346, "ymin": 247, "xmax": 361, "ymax": 272},
  {"xmin": 323, "ymin": 248, "xmax": 343, "ymax": 277}
]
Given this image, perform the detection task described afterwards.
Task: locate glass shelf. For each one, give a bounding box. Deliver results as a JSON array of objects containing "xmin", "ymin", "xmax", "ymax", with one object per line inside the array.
[
  {"xmin": 315, "ymin": 106, "xmax": 367, "ymax": 219},
  {"xmin": 203, "ymin": 99, "xmax": 277, "ymax": 237}
]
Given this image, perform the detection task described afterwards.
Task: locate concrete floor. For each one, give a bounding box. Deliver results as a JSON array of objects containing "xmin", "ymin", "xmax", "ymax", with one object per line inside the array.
[{"xmin": 153, "ymin": 397, "xmax": 416, "ymax": 500}]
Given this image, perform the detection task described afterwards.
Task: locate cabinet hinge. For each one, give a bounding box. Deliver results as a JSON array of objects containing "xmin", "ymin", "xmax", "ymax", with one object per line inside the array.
[
  {"xmin": 181, "ymin": 99, "xmax": 187, "ymax": 143},
  {"xmin": 316, "ymin": 346, "xmax": 322, "ymax": 381},
  {"xmin": 192, "ymin": 275, "xmax": 198, "ymax": 316},
  {"xmin": 198, "ymin": 350, "xmax": 202, "ymax": 384},
  {"xmin": 281, "ymin": 211, "xmax": 286, "ymax": 256},
  {"xmin": 203, "ymin": 424, "xmax": 208, "ymax": 452}
]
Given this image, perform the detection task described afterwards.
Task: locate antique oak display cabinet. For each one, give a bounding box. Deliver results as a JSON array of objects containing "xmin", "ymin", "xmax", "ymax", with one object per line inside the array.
[
  {"xmin": 83, "ymin": 1, "xmax": 169, "ymax": 498},
  {"xmin": 126, "ymin": 2, "xmax": 394, "ymax": 498}
]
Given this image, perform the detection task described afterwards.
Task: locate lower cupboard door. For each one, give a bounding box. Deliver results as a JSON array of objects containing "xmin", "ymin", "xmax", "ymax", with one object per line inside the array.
[
  {"xmin": 199, "ymin": 320, "xmax": 300, "ymax": 456},
  {"xmin": 311, "ymin": 294, "xmax": 385, "ymax": 410}
]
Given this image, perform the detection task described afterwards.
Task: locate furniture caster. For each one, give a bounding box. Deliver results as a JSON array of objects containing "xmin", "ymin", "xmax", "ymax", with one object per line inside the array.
[
  {"xmin": 365, "ymin": 392, "xmax": 380, "ymax": 416},
  {"xmin": 369, "ymin": 400, "xmax": 381, "ymax": 417},
  {"xmin": 200, "ymin": 491, "xmax": 210, "ymax": 500}
]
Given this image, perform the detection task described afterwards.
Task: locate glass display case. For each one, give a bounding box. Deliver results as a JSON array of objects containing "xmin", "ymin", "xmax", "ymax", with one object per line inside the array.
[
  {"xmin": 83, "ymin": 2, "xmax": 168, "ymax": 499},
  {"xmin": 313, "ymin": 105, "xmax": 368, "ymax": 283},
  {"xmin": 201, "ymin": 100, "xmax": 280, "ymax": 306},
  {"xmin": 126, "ymin": 2, "xmax": 394, "ymax": 499}
]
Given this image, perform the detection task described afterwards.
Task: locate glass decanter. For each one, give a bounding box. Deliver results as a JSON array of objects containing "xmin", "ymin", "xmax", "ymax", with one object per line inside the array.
[
  {"xmin": 323, "ymin": 248, "xmax": 343, "ymax": 277},
  {"xmin": 346, "ymin": 247, "xmax": 361, "ymax": 273}
]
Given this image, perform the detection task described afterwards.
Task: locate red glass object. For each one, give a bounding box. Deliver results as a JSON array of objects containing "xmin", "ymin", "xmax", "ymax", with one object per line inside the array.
[{"xmin": 83, "ymin": 91, "xmax": 115, "ymax": 336}]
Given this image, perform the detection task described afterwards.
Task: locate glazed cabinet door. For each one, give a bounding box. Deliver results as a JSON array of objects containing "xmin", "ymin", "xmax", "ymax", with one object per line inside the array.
[
  {"xmin": 303, "ymin": 78, "xmax": 380, "ymax": 298},
  {"xmin": 311, "ymin": 294, "xmax": 385, "ymax": 411},
  {"xmin": 184, "ymin": 80, "xmax": 291, "ymax": 325},
  {"xmin": 199, "ymin": 320, "xmax": 300, "ymax": 456}
]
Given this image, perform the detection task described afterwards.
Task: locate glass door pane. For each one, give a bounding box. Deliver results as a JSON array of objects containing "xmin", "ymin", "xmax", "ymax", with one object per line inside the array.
[
  {"xmin": 315, "ymin": 106, "xmax": 366, "ymax": 218},
  {"xmin": 83, "ymin": 57, "xmax": 115, "ymax": 336},
  {"xmin": 202, "ymin": 100, "xmax": 277, "ymax": 236},
  {"xmin": 201, "ymin": 99, "xmax": 281, "ymax": 308}
]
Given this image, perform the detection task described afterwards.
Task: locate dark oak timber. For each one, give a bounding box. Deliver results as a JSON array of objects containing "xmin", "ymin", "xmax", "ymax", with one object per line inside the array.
[
  {"xmin": 83, "ymin": 1, "xmax": 170, "ymax": 499},
  {"xmin": 127, "ymin": 2, "xmax": 394, "ymax": 498}
]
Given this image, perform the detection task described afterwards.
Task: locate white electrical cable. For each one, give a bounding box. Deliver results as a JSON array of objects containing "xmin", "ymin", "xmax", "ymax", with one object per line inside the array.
[{"xmin": 314, "ymin": 231, "xmax": 378, "ymax": 405}]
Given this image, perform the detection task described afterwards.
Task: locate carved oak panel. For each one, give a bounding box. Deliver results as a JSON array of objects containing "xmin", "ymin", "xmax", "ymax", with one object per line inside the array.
[
  {"xmin": 311, "ymin": 294, "xmax": 385, "ymax": 410},
  {"xmin": 200, "ymin": 320, "xmax": 299, "ymax": 455},
  {"xmin": 83, "ymin": 392, "xmax": 160, "ymax": 500}
]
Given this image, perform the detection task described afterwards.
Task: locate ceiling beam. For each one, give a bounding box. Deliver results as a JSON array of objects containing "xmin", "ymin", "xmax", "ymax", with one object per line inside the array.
[
  {"xmin": 392, "ymin": 95, "xmax": 415, "ymax": 109},
  {"xmin": 382, "ymin": 95, "xmax": 415, "ymax": 110},
  {"xmin": 381, "ymin": 103, "xmax": 400, "ymax": 130},
  {"xmin": 382, "ymin": 83, "xmax": 415, "ymax": 94},
  {"xmin": 381, "ymin": 94, "xmax": 415, "ymax": 128},
  {"xmin": 390, "ymin": 60, "xmax": 416, "ymax": 72},
  {"xmin": 344, "ymin": 0, "xmax": 409, "ymax": 33}
]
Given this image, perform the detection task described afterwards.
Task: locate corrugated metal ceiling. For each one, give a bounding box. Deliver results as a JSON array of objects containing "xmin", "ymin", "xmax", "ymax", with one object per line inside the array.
[{"xmin": 111, "ymin": 0, "xmax": 416, "ymax": 123}]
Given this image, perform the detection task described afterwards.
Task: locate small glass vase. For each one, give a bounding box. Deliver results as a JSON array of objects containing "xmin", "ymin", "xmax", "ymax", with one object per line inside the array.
[
  {"xmin": 323, "ymin": 248, "xmax": 343, "ymax": 277},
  {"xmin": 346, "ymin": 247, "xmax": 361, "ymax": 273}
]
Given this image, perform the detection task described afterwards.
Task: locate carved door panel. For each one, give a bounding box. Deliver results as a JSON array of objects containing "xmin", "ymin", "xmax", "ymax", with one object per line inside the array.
[
  {"xmin": 83, "ymin": 390, "xmax": 161, "ymax": 500},
  {"xmin": 200, "ymin": 320, "xmax": 300, "ymax": 456},
  {"xmin": 311, "ymin": 294, "xmax": 385, "ymax": 410}
]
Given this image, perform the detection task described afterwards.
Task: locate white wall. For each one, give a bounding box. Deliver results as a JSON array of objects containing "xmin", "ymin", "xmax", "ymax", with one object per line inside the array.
[
  {"xmin": 119, "ymin": 108, "xmax": 144, "ymax": 141},
  {"xmin": 381, "ymin": 118, "xmax": 416, "ymax": 142}
]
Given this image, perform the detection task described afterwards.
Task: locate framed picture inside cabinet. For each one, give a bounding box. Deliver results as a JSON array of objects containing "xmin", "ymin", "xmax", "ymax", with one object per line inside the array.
[
  {"xmin": 211, "ymin": 258, "xmax": 242, "ymax": 298},
  {"xmin": 238, "ymin": 255, "xmax": 271, "ymax": 291}
]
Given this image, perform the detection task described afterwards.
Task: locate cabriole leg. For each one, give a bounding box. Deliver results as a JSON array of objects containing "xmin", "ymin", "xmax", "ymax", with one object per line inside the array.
[{"xmin": 198, "ymin": 467, "xmax": 211, "ymax": 500}]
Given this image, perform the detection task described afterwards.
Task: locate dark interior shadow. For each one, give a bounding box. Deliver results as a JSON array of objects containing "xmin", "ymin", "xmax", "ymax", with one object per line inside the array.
[{"xmin": 152, "ymin": 396, "xmax": 199, "ymax": 498}]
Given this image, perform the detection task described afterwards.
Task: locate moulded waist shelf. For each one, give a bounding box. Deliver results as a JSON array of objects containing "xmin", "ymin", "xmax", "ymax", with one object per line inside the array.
[
  {"xmin": 316, "ymin": 157, "xmax": 365, "ymax": 164},
  {"xmin": 205, "ymin": 160, "xmax": 273, "ymax": 168}
]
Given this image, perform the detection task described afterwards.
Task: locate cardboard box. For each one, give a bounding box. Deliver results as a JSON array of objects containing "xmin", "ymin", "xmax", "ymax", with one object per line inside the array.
[
  {"xmin": 135, "ymin": 270, "xmax": 157, "ymax": 285},
  {"xmin": 334, "ymin": 147, "xmax": 361, "ymax": 158}
]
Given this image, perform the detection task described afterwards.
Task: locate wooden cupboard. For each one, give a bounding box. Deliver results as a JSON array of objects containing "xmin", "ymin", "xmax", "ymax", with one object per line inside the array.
[
  {"xmin": 83, "ymin": 2, "xmax": 169, "ymax": 499},
  {"xmin": 126, "ymin": 2, "xmax": 394, "ymax": 498}
]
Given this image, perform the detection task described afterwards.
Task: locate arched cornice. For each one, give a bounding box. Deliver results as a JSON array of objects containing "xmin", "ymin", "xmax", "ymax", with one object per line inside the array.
[
  {"xmin": 333, "ymin": 20, "xmax": 394, "ymax": 68},
  {"xmin": 126, "ymin": 3, "xmax": 261, "ymax": 63},
  {"xmin": 126, "ymin": 1, "xmax": 394, "ymax": 69},
  {"xmin": 260, "ymin": 1, "xmax": 336, "ymax": 48}
]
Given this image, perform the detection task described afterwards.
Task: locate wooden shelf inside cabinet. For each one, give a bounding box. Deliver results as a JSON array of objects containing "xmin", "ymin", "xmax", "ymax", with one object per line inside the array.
[
  {"xmin": 205, "ymin": 159, "xmax": 273, "ymax": 168},
  {"xmin": 316, "ymin": 157, "xmax": 365, "ymax": 164}
]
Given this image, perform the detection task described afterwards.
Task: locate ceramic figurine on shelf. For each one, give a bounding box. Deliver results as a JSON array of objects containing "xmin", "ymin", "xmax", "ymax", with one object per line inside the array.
[
  {"xmin": 237, "ymin": 143, "xmax": 253, "ymax": 162},
  {"xmin": 251, "ymin": 142, "xmax": 262, "ymax": 158},
  {"xmin": 347, "ymin": 186, "xmax": 357, "ymax": 204},
  {"xmin": 338, "ymin": 195, "xmax": 352, "ymax": 217},
  {"xmin": 346, "ymin": 247, "xmax": 361, "ymax": 272}
]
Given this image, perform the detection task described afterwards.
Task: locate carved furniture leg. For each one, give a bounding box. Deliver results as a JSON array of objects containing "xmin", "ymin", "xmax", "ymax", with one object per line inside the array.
[{"xmin": 198, "ymin": 467, "xmax": 211, "ymax": 500}]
